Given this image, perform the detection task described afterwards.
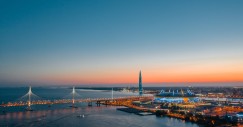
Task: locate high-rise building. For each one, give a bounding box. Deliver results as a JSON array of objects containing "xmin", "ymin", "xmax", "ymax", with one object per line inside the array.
[{"xmin": 139, "ymin": 70, "xmax": 143, "ymax": 96}]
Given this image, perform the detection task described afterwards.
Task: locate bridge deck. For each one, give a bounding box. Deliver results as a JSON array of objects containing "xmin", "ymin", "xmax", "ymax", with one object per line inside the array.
[{"xmin": 0, "ymin": 95, "xmax": 154, "ymax": 107}]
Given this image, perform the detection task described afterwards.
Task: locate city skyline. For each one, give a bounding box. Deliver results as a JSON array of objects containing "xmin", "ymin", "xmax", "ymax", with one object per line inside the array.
[{"xmin": 1, "ymin": 0, "xmax": 243, "ymax": 86}]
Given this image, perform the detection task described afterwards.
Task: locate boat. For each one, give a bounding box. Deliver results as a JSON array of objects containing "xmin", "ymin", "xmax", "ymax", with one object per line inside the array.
[
  {"xmin": 77, "ymin": 114, "xmax": 85, "ymax": 118},
  {"xmin": 69, "ymin": 105, "xmax": 78, "ymax": 108},
  {"xmin": 25, "ymin": 107, "xmax": 33, "ymax": 111}
]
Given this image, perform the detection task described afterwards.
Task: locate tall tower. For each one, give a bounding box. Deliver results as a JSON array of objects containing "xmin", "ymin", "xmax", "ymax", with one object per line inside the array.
[{"xmin": 139, "ymin": 70, "xmax": 143, "ymax": 96}]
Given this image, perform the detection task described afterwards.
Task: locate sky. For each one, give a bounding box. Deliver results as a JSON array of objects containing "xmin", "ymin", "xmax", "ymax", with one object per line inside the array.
[{"xmin": 0, "ymin": 0, "xmax": 243, "ymax": 86}]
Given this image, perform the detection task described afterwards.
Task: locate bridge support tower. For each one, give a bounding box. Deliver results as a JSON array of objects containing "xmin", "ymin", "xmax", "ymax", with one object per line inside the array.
[{"xmin": 26, "ymin": 86, "xmax": 33, "ymax": 111}]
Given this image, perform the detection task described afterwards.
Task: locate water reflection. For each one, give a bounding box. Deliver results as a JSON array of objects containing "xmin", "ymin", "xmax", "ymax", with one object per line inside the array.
[{"xmin": 1, "ymin": 106, "xmax": 201, "ymax": 127}]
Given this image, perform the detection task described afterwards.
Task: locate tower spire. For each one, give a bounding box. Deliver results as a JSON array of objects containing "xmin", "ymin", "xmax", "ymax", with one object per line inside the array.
[{"xmin": 139, "ymin": 70, "xmax": 143, "ymax": 96}]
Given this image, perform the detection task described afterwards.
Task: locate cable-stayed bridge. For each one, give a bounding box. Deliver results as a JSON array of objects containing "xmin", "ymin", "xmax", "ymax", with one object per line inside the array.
[{"xmin": 0, "ymin": 86, "xmax": 153, "ymax": 110}]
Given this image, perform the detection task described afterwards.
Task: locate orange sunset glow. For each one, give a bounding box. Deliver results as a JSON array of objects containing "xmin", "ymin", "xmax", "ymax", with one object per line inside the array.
[
  {"xmin": 1, "ymin": 0, "xmax": 243, "ymax": 86},
  {"xmin": 36, "ymin": 60, "xmax": 243, "ymax": 84}
]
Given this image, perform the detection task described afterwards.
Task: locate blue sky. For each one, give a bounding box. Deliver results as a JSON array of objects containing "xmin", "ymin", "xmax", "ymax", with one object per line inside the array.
[{"xmin": 0, "ymin": 0, "xmax": 243, "ymax": 85}]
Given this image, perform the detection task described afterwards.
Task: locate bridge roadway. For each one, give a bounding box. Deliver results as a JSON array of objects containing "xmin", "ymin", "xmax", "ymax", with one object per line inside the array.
[{"xmin": 0, "ymin": 95, "xmax": 154, "ymax": 107}]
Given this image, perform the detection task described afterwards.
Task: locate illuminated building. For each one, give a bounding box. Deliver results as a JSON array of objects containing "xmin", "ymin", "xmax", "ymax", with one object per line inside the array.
[{"xmin": 154, "ymin": 88, "xmax": 199, "ymax": 103}]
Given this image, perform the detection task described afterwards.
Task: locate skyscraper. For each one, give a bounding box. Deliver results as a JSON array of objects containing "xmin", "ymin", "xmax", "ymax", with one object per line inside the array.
[{"xmin": 139, "ymin": 70, "xmax": 143, "ymax": 96}]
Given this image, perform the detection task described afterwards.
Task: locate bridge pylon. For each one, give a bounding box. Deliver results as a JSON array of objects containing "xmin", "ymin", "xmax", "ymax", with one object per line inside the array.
[
  {"xmin": 70, "ymin": 86, "xmax": 77, "ymax": 108},
  {"xmin": 26, "ymin": 86, "xmax": 33, "ymax": 111},
  {"xmin": 112, "ymin": 88, "xmax": 114, "ymax": 101}
]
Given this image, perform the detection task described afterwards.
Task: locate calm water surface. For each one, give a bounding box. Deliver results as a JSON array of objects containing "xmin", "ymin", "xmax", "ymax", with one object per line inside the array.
[{"xmin": 0, "ymin": 87, "xmax": 202, "ymax": 127}]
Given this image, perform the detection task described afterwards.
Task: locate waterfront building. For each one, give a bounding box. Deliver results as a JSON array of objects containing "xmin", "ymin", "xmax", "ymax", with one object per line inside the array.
[
  {"xmin": 236, "ymin": 112, "xmax": 243, "ymax": 118},
  {"xmin": 157, "ymin": 89, "xmax": 195, "ymax": 97},
  {"xmin": 154, "ymin": 88, "xmax": 199, "ymax": 103},
  {"xmin": 236, "ymin": 112, "xmax": 243, "ymax": 123}
]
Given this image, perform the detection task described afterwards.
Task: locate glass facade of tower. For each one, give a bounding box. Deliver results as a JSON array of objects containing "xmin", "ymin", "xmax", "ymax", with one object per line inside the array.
[{"xmin": 139, "ymin": 71, "xmax": 143, "ymax": 96}]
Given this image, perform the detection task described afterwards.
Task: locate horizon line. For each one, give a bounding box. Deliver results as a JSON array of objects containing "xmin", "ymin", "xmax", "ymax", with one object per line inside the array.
[{"xmin": 0, "ymin": 81, "xmax": 242, "ymax": 87}]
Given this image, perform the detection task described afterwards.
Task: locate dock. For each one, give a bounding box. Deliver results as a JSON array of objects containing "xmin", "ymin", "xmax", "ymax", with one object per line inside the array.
[{"xmin": 117, "ymin": 107, "xmax": 154, "ymax": 116}]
